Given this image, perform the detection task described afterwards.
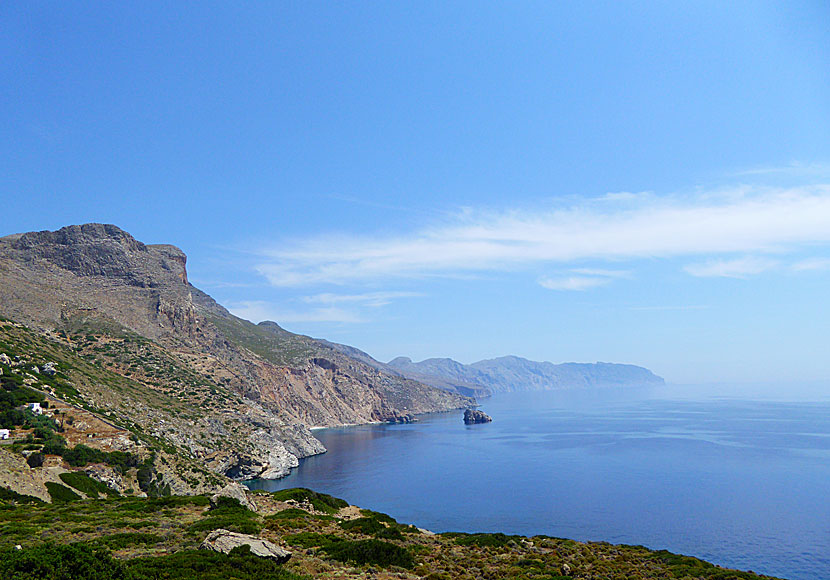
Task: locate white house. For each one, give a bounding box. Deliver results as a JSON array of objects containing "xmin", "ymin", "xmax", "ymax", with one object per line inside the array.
[
  {"xmin": 0, "ymin": 429, "xmax": 10, "ymax": 440},
  {"xmin": 27, "ymin": 402, "xmax": 42, "ymax": 415}
]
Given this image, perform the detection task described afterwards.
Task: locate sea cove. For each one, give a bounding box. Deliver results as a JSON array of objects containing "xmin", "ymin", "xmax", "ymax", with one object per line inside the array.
[{"xmin": 248, "ymin": 384, "xmax": 830, "ymax": 580}]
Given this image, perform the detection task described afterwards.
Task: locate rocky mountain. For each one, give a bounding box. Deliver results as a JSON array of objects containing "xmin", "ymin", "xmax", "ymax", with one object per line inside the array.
[
  {"xmin": 0, "ymin": 224, "xmax": 471, "ymax": 490},
  {"xmin": 321, "ymin": 341, "xmax": 492, "ymax": 399},
  {"xmin": 388, "ymin": 354, "xmax": 664, "ymax": 393}
]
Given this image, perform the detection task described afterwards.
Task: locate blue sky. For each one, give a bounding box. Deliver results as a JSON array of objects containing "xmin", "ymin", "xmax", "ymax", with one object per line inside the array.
[{"xmin": 2, "ymin": 2, "xmax": 830, "ymax": 383}]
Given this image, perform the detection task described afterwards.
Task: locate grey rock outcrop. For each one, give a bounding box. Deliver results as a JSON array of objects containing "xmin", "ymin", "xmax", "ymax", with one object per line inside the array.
[
  {"xmin": 211, "ymin": 483, "xmax": 256, "ymax": 512},
  {"xmin": 464, "ymin": 409, "xmax": 492, "ymax": 424},
  {"xmin": 201, "ymin": 529, "xmax": 290, "ymax": 562}
]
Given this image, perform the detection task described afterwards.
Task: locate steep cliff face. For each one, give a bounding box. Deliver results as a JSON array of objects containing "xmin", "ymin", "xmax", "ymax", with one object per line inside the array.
[{"xmin": 0, "ymin": 224, "xmax": 471, "ymax": 481}]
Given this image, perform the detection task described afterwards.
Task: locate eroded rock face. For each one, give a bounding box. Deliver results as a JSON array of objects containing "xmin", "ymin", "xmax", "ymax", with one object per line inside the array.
[
  {"xmin": 0, "ymin": 223, "xmax": 471, "ymax": 484},
  {"xmin": 201, "ymin": 529, "xmax": 291, "ymax": 563},
  {"xmin": 7, "ymin": 224, "xmax": 188, "ymax": 289},
  {"xmin": 463, "ymin": 408, "xmax": 492, "ymax": 424}
]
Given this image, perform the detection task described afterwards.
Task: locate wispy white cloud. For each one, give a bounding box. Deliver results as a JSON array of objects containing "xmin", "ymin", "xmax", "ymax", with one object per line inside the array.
[
  {"xmin": 628, "ymin": 305, "xmax": 710, "ymax": 311},
  {"xmin": 683, "ymin": 256, "xmax": 779, "ymax": 278},
  {"xmin": 253, "ymin": 185, "xmax": 830, "ymax": 286},
  {"xmin": 570, "ymin": 268, "xmax": 631, "ymax": 278},
  {"xmin": 791, "ymin": 258, "xmax": 830, "ymax": 272},
  {"xmin": 539, "ymin": 268, "xmax": 630, "ymax": 291},
  {"xmin": 731, "ymin": 162, "xmax": 830, "ymax": 179},
  {"xmin": 539, "ymin": 276, "xmax": 613, "ymax": 291},
  {"xmin": 226, "ymin": 300, "xmax": 365, "ymax": 324},
  {"xmin": 302, "ymin": 291, "xmax": 423, "ymax": 308}
]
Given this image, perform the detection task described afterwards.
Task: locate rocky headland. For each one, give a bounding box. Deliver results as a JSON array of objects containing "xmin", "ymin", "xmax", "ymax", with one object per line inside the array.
[{"xmin": 0, "ymin": 224, "xmax": 471, "ymax": 494}]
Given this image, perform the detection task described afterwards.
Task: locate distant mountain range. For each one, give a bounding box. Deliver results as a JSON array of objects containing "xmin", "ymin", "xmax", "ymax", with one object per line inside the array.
[{"xmin": 322, "ymin": 342, "xmax": 664, "ymax": 398}]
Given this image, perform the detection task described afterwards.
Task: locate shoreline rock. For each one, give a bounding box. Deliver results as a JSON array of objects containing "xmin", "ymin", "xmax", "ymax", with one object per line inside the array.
[{"xmin": 463, "ymin": 409, "xmax": 492, "ymax": 424}]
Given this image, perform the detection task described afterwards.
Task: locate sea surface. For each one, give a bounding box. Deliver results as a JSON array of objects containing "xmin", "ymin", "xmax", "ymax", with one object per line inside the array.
[{"xmin": 247, "ymin": 383, "xmax": 830, "ymax": 580}]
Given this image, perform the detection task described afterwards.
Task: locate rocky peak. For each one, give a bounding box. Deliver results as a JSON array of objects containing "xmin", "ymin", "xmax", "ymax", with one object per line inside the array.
[
  {"xmin": 1, "ymin": 223, "xmax": 188, "ymax": 289},
  {"xmin": 10, "ymin": 223, "xmax": 147, "ymax": 252}
]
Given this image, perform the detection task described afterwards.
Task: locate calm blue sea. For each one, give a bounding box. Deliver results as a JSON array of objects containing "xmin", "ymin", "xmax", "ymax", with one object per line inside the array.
[{"xmin": 247, "ymin": 384, "xmax": 830, "ymax": 580}]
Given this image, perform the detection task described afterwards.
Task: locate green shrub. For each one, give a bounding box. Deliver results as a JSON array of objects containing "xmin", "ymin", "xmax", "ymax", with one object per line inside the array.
[
  {"xmin": 0, "ymin": 542, "xmax": 129, "ymax": 579},
  {"xmin": 0, "ymin": 486, "xmax": 44, "ymax": 505},
  {"xmin": 321, "ymin": 539, "xmax": 415, "ymax": 569},
  {"xmin": 340, "ymin": 516, "xmax": 384, "ymax": 534},
  {"xmin": 45, "ymin": 482, "xmax": 81, "ymax": 503},
  {"xmin": 359, "ymin": 508, "xmax": 397, "ymax": 523},
  {"xmin": 264, "ymin": 507, "xmax": 333, "ymax": 531},
  {"xmin": 95, "ymin": 532, "xmax": 163, "ymax": 549},
  {"xmin": 41, "ymin": 439, "xmax": 67, "ymax": 456},
  {"xmin": 270, "ymin": 488, "xmax": 348, "ymax": 514},
  {"xmin": 188, "ymin": 515, "xmax": 261, "ymax": 535},
  {"xmin": 188, "ymin": 498, "xmax": 261, "ymax": 535},
  {"xmin": 445, "ymin": 532, "xmax": 521, "ymax": 548},
  {"xmin": 339, "ymin": 517, "xmax": 403, "ymax": 540},
  {"xmin": 283, "ymin": 532, "xmax": 343, "ymax": 549},
  {"xmin": 374, "ymin": 526, "xmax": 404, "ymax": 540},
  {"xmin": 653, "ymin": 550, "xmax": 763, "ymax": 579},
  {"xmin": 124, "ymin": 549, "xmax": 304, "ymax": 580},
  {"xmin": 118, "ymin": 495, "xmax": 208, "ymax": 514},
  {"xmin": 59, "ymin": 471, "xmax": 119, "ymax": 498},
  {"xmin": 268, "ymin": 507, "xmax": 316, "ymax": 519},
  {"xmin": 26, "ymin": 453, "xmax": 44, "ymax": 468}
]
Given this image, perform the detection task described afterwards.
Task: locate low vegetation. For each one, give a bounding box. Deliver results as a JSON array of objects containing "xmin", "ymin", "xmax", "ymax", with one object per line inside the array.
[
  {"xmin": 59, "ymin": 471, "xmax": 120, "ymax": 498},
  {"xmin": 269, "ymin": 488, "xmax": 348, "ymax": 514},
  {"xmin": 0, "ymin": 485, "xmax": 786, "ymax": 580}
]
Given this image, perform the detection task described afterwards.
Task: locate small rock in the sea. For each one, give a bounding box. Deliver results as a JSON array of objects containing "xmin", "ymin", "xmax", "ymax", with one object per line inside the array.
[
  {"xmin": 387, "ymin": 413, "xmax": 417, "ymax": 424},
  {"xmin": 463, "ymin": 409, "xmax": 492, "ymax": 424}
]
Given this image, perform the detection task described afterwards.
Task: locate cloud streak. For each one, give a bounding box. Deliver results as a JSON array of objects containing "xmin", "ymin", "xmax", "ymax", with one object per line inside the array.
[
  {"xmin": 539, "ymin": 276, "xmax": 613, "ymax": 291},
  {"xmin": 683, "ymin": 256, "xmax": 779, "ymax": 278},
  {"xmin": 538, "ymin": 268, "xmax": 630, "ymax": 291},
  {"xmin": 226, "ymin": 300, "xmax": 366, "ymax": 324},
  {"xmin": 254, "ymin": 185, "xmax": 830, "ymax": 286},
  {"xmin": 301, "ymin": 291, "xmax": 423, "ymax": 307}
]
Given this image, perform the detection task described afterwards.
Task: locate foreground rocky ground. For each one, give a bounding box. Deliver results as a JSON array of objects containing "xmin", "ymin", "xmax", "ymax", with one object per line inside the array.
[{"xmin": 0, "ymin": 486, "xmax": 783, "ymax": 580}]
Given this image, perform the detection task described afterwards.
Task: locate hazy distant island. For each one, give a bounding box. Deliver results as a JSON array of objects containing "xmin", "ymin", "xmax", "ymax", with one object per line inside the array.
[{"xmin": 321, "ymin": 342, "xmax": 664, "ymax": 399}]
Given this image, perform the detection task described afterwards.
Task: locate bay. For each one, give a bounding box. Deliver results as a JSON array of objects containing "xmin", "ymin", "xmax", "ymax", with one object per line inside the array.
[{"xmin": 247, "ymin": 383, "xmax": 830, "ymax": 580}]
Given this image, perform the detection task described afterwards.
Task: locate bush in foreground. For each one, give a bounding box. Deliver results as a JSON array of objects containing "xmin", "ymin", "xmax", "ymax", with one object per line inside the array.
[
  {"xmin": 187, "ymin": 496, "xmax": 261, "ymax": 535},
  {"xmin": 321, "ymin": 538, "xmax": 414, "ymax": 569},
  {"xmin": 0, "ymin": 486, "xmax": 43, "ymax": 505},
  {"xmin": 0, "ymin": 542, "xmax": 129, "ymax": 580},
  {"xmin": 124, "ymin": 549, "xmax": 304, "ymax": 580},
  {"xmin": 270, "ymin": 488, "xmax": 348, "ymax": 514},
  {"xmin": 45, "ymin": 482, "xmax": 81, "ymax": 503},
  {"xmin": 59, "ymin": 471, "xmax": 119, "ymax": 498},
  {"xmin": 444, "ymin": 532, "xmax": 522, "ymax": 548}
]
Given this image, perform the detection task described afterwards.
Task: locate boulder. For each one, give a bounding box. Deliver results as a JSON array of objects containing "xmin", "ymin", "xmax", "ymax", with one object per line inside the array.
[
  {"xmin": 463, "ymin": 409, "xmax": 492, "ymax": 424},
  {"xmin": 41, "ymin": 362, "xmax": 57, "ymax": 376},
  {"xmin": 210, "ymin": 482, "xmax": 256, "ymax": 512},
  {"xmin": 201, "ymin": 529, "xmax": 291, "ymax": 563}
]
